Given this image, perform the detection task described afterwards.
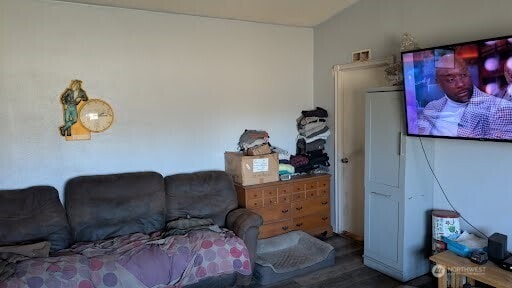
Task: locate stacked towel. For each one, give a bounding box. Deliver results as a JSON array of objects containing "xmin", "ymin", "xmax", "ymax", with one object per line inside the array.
[
  {"xmin": 292, "ymin": 107, "xmax": 330, "ymax": 174},
  {"xmin": 278, "ymin": 164, "xmax": 295, "ymax": 175}
]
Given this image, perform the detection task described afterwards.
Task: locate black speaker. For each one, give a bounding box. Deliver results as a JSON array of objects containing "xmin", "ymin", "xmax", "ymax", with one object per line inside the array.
[{"xmin": 488, "ymin": 233, "xmax": 508, "ymax": 262}]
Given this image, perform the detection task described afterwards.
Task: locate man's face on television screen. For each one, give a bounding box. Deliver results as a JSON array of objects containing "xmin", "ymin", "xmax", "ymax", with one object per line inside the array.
[{"xmin": 436, "ymin": 57, "xmax": 473, "ymax": 103}]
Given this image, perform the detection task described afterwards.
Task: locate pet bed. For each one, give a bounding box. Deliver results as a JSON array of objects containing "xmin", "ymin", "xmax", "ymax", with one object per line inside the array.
[{"xmin": 253, "ymin": 230, "xmax": 335, "ymax": 285}]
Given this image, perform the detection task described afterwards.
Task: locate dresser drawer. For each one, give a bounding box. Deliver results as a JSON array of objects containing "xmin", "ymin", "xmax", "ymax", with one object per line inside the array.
[
  {"xmin": 293, "ymin": 182, "xmax": 306, "ymax": 192},
  {"xmin": 277, "ymin": 184, "xmax": 292, "ymax": 195},
  {"xmin": 291, "ymin": 201, "xmax": 306, "ymax": 217},
  {"xmin": 292, "ymin": 196, "xmax": 329, "ymax": 217},
  {"xmin": 278, "ymin": 194, "xmax": 291, "ymax": 204},
  {"xmin": 294, "ymin": 212, "xmax": 330, "ymax": 232},
  {"xmin": 318, "ymin": 179, "xmax": 329, "ymax": 190},
  {"xmin": 254, "ymin": 203, "xmax": 291, "ymax": 223},
  {"xmin": 305, "ymin": 181, "xmax": 318, "ymax": 190},
  {"xmin": 247, "ymin": 198, "xmax": 263, "ymax": 209},
  {"xmin": 307, "ymin": 196, "xmax": 330, "ymax": 215},
  {"xmin": 318, "ymin": 187, "xmax": 329, "ymax": 197},
  {"xmin": 292, "ymin": 191, "xmax": 306, "ymax": 202},
  {"xmin": 259, "ymin": 220, "xmax": 293, "ymax": 239},
  {"xmin": 264, "ymin": 197, "xmax": 278, "ymax": 207},
  {"xmin": 245, "ymin": 189, "xmax": 263, "ymax": 200},
  {"xmin": 263, "ymin": 187, "xmax": 278, "ymax": 198},
  {"xmin": 306, "ymin": 189, "xmax": 318, "ymax": 199}
]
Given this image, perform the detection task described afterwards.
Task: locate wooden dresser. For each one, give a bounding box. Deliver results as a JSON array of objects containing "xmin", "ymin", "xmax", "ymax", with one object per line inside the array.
[{"xmin": 235, "ymin": 174, "xmax": 332, "ymax": 239}]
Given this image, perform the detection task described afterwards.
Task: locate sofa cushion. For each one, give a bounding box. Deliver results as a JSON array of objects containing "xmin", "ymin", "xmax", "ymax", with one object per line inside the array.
[
  {"xmin": 0, "ymin": 186, "xmax": 71, "ymax": 252},
  {"xmin": 1, "ymin": 230, "xmax": 251, "ymax": 287},
  {"xmin": 164, "ymin": 171, "xmax": 237, "ymax": 227},
  {"xmin": 0, "ymin": 241, "xmax": 51, "ymax": 258},
  {"xmin": 65, "ymin": 171, "xmax": 165, "ymax": 242}
]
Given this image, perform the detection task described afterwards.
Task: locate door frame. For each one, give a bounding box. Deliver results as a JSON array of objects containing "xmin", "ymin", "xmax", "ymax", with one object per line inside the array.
[{"xmin": 332, "ymin": 56, "xmax": 394, "ymax": 234}]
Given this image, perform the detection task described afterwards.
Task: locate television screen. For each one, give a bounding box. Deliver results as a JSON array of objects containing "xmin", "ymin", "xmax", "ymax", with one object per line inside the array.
[{"xmin": 401, "ymin": 35, "xmax": 512, "ymax": 142}]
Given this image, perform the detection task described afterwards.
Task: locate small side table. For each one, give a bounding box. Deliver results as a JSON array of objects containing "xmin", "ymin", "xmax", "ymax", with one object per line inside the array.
[{"xmin": 430, "ymin": 251, "xmax": 512, "ymax": 288}]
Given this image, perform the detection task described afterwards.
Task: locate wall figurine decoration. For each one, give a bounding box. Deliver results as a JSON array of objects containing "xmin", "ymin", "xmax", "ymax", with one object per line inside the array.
[
  {"xmin": 59, "ymin": 79, "xmax": 91, "ymax": 140},
  {"xmin": 59, "ymin": 80, "xmax": 114, "ymax": 140}
]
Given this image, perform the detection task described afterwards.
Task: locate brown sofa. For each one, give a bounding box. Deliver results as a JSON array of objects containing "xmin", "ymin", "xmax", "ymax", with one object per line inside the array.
[{"xmin": 0, "ymin": 170, "xmax": 262, "ymax": 287}]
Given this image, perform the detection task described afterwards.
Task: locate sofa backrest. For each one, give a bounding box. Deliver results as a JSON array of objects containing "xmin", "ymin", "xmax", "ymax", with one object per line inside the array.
[
  {"xmin": 0, "ymin": 186, "xmax": 72, "ymax": 252},
  {"xmin": 164, "ymin": 170, "xmax": 237, "ymax": 227},
  {"xmin": 65, "ymin": 171, "xmax": 165, "ymax": 243}
]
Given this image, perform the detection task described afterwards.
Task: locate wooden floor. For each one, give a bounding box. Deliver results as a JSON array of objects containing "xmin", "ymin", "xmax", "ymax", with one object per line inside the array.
[{"xmin": 250, "ymin": 234, "xmax": 436, "ymax": 288}]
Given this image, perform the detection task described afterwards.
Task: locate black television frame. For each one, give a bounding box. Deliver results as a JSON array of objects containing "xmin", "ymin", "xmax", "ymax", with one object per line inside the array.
[{"xmin": 400, "ymin": 34, "xmax": 512, "ymax": 143}]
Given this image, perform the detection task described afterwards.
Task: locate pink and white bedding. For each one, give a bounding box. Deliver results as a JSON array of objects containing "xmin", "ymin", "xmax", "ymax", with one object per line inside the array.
[{"xmin": 1, "ymin": 230, "xmax": 250, "ymax": 288}]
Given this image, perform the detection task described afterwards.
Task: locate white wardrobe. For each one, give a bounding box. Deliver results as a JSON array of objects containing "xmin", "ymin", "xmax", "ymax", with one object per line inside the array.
[{"xmin": 363, "ymin": 86, "xmax": 434, "ymax": 282}]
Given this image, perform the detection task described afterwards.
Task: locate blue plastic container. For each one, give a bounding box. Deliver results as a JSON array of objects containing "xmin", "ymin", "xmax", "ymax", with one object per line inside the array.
[{"xmin": 442, "ymin": 235, "xmax": 487, "ymax": 258}]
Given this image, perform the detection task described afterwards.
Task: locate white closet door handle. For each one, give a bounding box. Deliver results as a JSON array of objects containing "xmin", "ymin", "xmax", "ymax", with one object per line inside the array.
[
  {"xmin": 398, "ymin": 132, "xmax": 403, "ymax": 155},
  {"xmin": 371, "ymin": 191, "xmax": 391, "ymax": 198}
]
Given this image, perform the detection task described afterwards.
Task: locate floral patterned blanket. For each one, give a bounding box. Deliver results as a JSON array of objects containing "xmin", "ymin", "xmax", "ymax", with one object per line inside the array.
[{"xmin": 0, "ymin": 230, "xmax": 251, "ymax": 288}]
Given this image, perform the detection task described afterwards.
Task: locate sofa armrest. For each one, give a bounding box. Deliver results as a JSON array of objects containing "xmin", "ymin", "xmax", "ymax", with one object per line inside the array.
[
  {"xmin": 226, "ymin": 208, "xmax": 263, "ymax": 238},
  {"xmin": 226, "ymin": 208, "xmax": 262, "ymax": 276}
]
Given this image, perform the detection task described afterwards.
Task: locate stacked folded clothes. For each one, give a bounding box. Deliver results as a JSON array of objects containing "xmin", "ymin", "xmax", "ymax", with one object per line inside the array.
[
  {"xmin": 292, "ymin": 107, "xmax": 330, "ymax": 174},
  {"xmin": 271, "ymin": 146, "xmax": 291, "ymax": 162},
  {"xmin": 238, "ymin": 130, "xmax": 294, "ymax": 176},
  {"xmin": 238, "ymin": 129, "xmax": 270, "ymax": 155},
  {"xmin": 271, "ymin": 146, "xmax": 294, "ymax": 176}
]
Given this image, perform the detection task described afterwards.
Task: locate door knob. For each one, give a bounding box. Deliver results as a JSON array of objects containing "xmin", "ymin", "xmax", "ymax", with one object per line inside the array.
[{"xmin": 341, "ymin": 157, "xmax": 349, "ymax": 163}]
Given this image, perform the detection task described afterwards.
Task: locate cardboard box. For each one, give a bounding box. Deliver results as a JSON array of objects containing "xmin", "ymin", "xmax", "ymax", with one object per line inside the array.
[
  {"xmin": 225, "ymin": 152, "xmax": 279, "ymax": 186},
  {"xmin": 245, "ymin": 143, "xmax": 271, "ymax": 156}
]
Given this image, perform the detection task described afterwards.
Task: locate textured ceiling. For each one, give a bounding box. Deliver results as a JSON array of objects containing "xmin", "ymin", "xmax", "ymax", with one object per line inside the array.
[{"xmin": 55, "ymin": 0, "xmax": 358, "ymax": 27}]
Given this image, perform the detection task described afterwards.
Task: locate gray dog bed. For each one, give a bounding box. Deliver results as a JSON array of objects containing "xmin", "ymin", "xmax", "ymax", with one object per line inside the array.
[{"xmin": 253, "ymin": 230, "xmax": 335, "ymax": 285}]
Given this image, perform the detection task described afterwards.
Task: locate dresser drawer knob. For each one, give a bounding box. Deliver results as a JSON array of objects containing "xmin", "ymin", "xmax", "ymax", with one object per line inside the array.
[
  {"xmin": 321, "ymin": 216, "xmax": 328, "ymax": 221},
  {"xmin": 282, "ymin": 226, "xmax": 289, "ymax": 230},
  {"xmin": 296, "ymin": 223, "xmax": 303, "ymax": 227},
  {"xmin": 281, "ymin": 209, "xmax": 289, "ymax": 213},
  {"xmin": 296, "ymin": 206, "xmax": 303, "ymax": 211},
  {"xmin": 322, "ymin": 201, "xmax": 328, "ymax": 205}
]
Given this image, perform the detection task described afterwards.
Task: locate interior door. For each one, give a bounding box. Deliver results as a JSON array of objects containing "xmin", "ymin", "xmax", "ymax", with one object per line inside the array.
[{"xmin": 335, "ymin": 64, "xmax": 388, "ymax": 238}]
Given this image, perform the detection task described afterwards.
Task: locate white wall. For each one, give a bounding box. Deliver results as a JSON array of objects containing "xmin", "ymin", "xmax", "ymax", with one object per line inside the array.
[
  {"xmin": 315, "ymin": 0, "xmax": 512, "ymax": 247},
  {"xmin": 0, "ymin": 0, "xmax": 313, "ymax": 198}
]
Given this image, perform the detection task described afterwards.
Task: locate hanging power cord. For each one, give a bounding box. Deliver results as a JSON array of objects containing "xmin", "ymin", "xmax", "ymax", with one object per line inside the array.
[{"xmin": 418, "ymin": 137, "xmax": 489, "ymax": 239}]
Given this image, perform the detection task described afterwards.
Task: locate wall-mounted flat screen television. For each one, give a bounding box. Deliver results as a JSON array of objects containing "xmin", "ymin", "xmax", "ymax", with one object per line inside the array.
[{"xmin": 401, "ymin": 35, "xmax": 512, "ymax": 142}]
